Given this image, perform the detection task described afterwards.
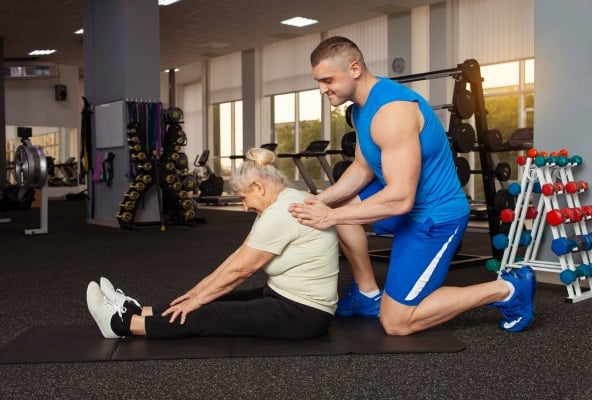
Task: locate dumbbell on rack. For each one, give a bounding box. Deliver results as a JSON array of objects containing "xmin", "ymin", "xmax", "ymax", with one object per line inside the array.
[
  {"xmin": 551, "ymin": 233, "xmax": 592, "ymax": 256},
  {"xmin": 499, "ymin": 206, "xmax": 538, "ymax": 223},
  {"xmin": 485, "ymin": 256, "xmax": 524, "ymax": 272},
  {"xmin": 546, "ymin": 206, "xmax": 592, "ymax": 226},
  {"xmin": 564, "ymin": 181, "xmax": 589, "ymax": 194},
  {"xmin": 559, "ymin": 263, "xmax": 592, "ymax": 285},
  {"xmin": 492, "ymin": 231, "xmax": 532, "ymax": 250},
  {"xmin": 541, "ymin": 182, "xmax": 565, "ymax": 196}
]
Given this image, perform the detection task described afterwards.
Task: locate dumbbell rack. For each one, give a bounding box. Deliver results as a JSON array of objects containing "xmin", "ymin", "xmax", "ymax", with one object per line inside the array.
[
  {"xmin": 494, "ymin": 149, "xmax": 592, "ymax": 303},
  {"xmin": 156, "ymin": 109, "xmax": 200, "ymax": 226},
  {"xmin": 116, "ymin": 105, "xmax": 201, "ymax": 229}
]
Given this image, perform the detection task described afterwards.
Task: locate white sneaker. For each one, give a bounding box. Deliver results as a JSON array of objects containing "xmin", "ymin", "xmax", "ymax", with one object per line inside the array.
[
  {"xmin": 86, "ymin": 281, "xmax": 125, "ymax": 339},
  {"xmin": 99, "ymin": 277, "xmax": 141, "ymax": 312}
]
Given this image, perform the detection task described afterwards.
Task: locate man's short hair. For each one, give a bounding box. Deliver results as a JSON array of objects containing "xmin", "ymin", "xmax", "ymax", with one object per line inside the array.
[{"xmin": 310, "ymin": 36, "xmax": 365, "ymax": 68}]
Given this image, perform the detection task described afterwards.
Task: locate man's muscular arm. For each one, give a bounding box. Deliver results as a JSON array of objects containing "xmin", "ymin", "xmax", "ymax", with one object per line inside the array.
[{"xmin": 289, "ymin": 100, "xmax": 422, "ymax": 229}]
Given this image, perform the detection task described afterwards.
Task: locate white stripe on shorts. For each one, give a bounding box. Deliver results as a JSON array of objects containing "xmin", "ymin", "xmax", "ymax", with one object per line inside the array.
[{"xmin": 404, "ymin": 225, "xmax": 460, "ymax": 302}]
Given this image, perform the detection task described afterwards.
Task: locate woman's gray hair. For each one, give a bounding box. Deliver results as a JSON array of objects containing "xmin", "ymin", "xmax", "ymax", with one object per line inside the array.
[{"xmin": 229, "ymin": 148, "xmax": 288, "ymax": 192}]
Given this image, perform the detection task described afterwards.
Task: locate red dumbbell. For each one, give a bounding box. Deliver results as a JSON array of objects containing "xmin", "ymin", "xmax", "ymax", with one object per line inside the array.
[
  {"xmin": 581, "ymin": 205, "xmax": 592, "ymax": 219},
  {"xmin": 568, "ymin": 207, "xmax": 582, "ymax": 223},
  {"xmin": 526, "ymin": 206, "xmax": 538, "ymax": 219},
  {"xmin": 541, "ymin": 184, "xmax": 554, "ymax": 196},
  {"xmin": 553, "ymin": 182, "xmax": 565, "ymax": 194},
  {"xmin": 547, "ymin": 208, "xmax": 574, "ymax": 226},
  {"xmin": 500, "ymin": 209, "xmax": 515, "ymax": 223},
  {"xmin": 565, "ymin": 181, "xmax": 587, "ymax": 194},
  {"xmin": 516, "ymin": 155, "xmax": 527, "ymax": 166},
  {"xmin": 542, "ymin": 182, "xmax": 565, "ymax": 196}
]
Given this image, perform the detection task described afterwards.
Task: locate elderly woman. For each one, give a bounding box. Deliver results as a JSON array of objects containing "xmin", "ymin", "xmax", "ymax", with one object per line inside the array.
[{"xmin": 87, "ymin": 148, "xmax": 339, "ymax": 339}]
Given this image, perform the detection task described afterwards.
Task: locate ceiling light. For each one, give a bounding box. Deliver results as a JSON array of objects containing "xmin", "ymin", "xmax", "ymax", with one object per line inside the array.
[
  {"xmin": 28, "ymin": 49, "xmax": 57, "ymax": 56},
  {"xmin": 158, "ymin": 0, "xmax": 181, "ymax": 5},
  {"xmin": 164, "ymin": 68, "xmax": 180, "ymax": 72},
  {"xmin": 280, "ymin": 17, "xmax": 318, "ymax": 28},
  {"xmin": 74, "ymin": 28, "xmax": 84, "ymax": 35}
]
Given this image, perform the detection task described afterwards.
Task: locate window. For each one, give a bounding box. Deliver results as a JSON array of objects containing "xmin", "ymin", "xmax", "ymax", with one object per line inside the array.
[
  {"xmin": 469, "ymin": 59, "xmax": 534, "ymax": 200},
  {"xmin": 212, "ymin": 101, "xmax": 243, "ymax": 178},
  {"xmin": 481, "ymin": 59, "xmax": 534, "ymax": 136},
  {"xmin": 330, "ymin": 101, "xmax": 354, "ymax": 167},
  {"xmin": 272, "ymin": 89, "xmax": 323, "ymax": 185}
]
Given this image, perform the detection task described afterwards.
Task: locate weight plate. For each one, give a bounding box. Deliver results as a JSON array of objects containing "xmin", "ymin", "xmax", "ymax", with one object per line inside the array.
[
  {"xmin": 454, "ymin": 156, "xmax": 470, "ymax": 187},
  {"xmin": 454, "ymin": 90, "xmax": 475, "ymax": 119}
]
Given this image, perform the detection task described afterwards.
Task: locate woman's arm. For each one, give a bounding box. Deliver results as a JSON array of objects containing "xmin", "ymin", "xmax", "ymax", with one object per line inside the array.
[{"xmin": 162, "ymin": 237, "xmax": 275, "ymax": 324}]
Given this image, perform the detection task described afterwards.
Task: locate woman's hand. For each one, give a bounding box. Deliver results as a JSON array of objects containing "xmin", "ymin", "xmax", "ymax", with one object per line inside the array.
[{"xmin": 161, "ymin": 291, "xmax": 203, "ymax": 324}]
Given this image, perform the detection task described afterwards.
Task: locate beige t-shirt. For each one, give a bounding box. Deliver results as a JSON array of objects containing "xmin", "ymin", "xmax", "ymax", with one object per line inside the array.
[{"xmin": 247, "ymin": 188, "xmax": 339, "ymax": 315}]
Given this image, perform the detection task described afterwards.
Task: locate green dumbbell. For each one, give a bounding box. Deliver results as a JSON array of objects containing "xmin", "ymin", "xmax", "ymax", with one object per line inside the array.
[{"xmin": 486, "ymin": 259, "xmax": 502, "ymax": 272}]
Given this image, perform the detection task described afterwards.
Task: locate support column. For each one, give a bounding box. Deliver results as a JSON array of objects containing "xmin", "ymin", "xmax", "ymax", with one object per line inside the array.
[
  {"xmin": 0, "ymin": 37, "xmax": 7, "ymax": 187},
  {"xmin": 168, "ymin": 69, "xmax": 176, "ymax": 108},
  {"xmin": 83, "ymin": 0, "xmax": 160, "ymax": 226},
  {"xmin": 242, "ymin": 49, "xmax": 258, "ymax": 149}
]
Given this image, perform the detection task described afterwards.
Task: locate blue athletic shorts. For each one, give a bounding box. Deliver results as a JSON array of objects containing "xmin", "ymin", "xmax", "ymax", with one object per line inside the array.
[{"xmin": 359, "ymin": 180, "xmax": 469, "ymax": 306}]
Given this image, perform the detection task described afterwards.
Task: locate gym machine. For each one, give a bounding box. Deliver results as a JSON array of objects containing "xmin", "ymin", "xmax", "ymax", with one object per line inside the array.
[
  {"xmin": 278, "ymin": 140, "xmax": 336, "ymax": 194},
  {"xmin": 12, "ymin": 127, "xmax": 49, "ymax": 235}
]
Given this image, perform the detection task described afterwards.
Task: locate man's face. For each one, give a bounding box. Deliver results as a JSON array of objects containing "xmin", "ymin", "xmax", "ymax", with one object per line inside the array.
[{"xmin": 312, "ymin": 57, "xmax": 356, "ymax": 107}]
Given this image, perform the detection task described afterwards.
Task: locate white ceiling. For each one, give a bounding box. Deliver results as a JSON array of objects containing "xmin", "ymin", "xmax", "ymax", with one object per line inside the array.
[{"xmin": 0, "ymin": 0, "xmax": 438, "ymax": 77}]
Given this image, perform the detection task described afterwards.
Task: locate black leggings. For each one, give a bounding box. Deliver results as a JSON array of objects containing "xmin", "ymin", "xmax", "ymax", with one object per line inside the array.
[{"xmin": 145, "ymin": 286, "xmax": 333, "ymax": 339}]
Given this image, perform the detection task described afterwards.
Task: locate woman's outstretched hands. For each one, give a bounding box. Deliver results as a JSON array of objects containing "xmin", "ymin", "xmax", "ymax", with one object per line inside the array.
[{"xmin": 162, "ymin": 291, "xmax": 202, "ymax": 324}]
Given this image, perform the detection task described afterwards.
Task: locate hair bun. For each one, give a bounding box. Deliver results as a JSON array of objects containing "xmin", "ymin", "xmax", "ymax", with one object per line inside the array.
[{"xmin": 245, "ymin": 148, "xmax": 276, "ymax": 166}]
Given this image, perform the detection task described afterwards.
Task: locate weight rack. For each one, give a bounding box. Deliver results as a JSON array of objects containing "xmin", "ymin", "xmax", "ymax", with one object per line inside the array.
[
  {"xmin": 366, "ymin": 59, "xmax": 506, "ymax": 266},
  {"xmin": 116, "ymin": 104, "xmax": 204, "ymax": 229},
  {"xmin": 490, "ymin": 150, "xmax": 592, "ymax": 303}
]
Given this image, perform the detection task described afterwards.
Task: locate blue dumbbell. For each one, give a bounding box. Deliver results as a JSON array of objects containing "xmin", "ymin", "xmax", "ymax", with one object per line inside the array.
[
  {"xmin": 560, "ymin": 268, "xmax": 583, "ymax": 284},
  {"xmin": 580, "ymin": 263, "xmax": 592, "ymax": 278},
  {"xmin": 507, "ymin": 182, "xmax": 521, "ymax": 196},
  {"xmin": 492, "ymin": 234, "xmax": 509, "ymax": 250},
  {"xmin": 559, "ymin": 264, "xmax": 591, "ymax": 285},
  {"xmin": 551, "ymin": 234, "xmax": 592, "ymax": 256},
  {"xmin": 520, "ymin": 231, "xmax": 532, "ymax": 246},
  {"xmin": 492, "ymin": 232, "xmax": 532, "ymax": 250}
]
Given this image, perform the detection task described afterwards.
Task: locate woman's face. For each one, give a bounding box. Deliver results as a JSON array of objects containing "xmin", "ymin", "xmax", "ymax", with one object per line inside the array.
[{"xmin": 235, "ymin": 181, "xmax": 269, "ymax": 215}]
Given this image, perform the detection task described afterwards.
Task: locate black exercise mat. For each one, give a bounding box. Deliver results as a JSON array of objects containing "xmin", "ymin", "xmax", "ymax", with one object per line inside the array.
[{"xmin": 0, "ymin": 318, "xmax": 464, "ymax": 364}]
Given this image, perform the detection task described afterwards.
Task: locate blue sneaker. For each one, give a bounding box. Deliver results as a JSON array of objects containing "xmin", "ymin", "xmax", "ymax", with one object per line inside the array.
[
  {"xmin": 513, "ymin": 266, "xmax": 537, "ymax": 303},
  {"xmin": 335, "ymin": 280, "xmax": 381, "ymax": 318},
  {"xmin": 490, "ymin": 266, "xmax": 536, "ymax": 332}
]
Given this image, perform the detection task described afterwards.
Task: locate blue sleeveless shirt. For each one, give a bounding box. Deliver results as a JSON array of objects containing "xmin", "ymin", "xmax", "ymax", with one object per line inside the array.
[{"xmin": 352, "ymin": 77, "xmax": 469, "ymax": 224}]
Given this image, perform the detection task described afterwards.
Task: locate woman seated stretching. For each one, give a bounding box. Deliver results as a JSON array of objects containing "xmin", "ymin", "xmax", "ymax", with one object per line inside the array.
[{"xmin": 87, "ymin": 148, "xmax": 339, "ymax": 339}]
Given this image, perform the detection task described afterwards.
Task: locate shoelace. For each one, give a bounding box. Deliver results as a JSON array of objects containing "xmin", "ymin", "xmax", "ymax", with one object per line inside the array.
[
  {"xmin": 115, "ymin": 288, "xmax": 141, "ymax": 308},
  {"xmin": 103, "ymin": 294, "xmax": 128, "ymax": 321}
]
